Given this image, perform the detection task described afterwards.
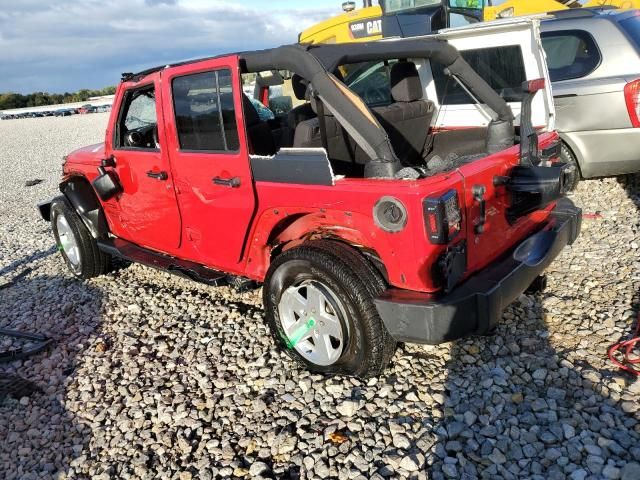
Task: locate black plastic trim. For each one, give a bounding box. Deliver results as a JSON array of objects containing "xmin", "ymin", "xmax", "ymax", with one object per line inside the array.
[
  {"xmin": 375, "ymin": 198, "xmax": 581, "ymax": 345},
  {"xmin": 60, "ymin": 179, "xmax": 109, "ymax": 239},
  {"xmin": 250, "ymin": 149, "xmax": 334, "ymax": 186},
  {"xmin": 97, "ymin": 238, "xmax": 228, "ymax": 286},
  {"xmin": 37, "ymin": 201, "xmax": 52, "ymax": 222}
]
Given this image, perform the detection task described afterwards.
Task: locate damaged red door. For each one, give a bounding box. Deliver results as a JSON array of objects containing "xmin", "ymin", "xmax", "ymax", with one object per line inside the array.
[{"xmin": 161, "ymin": 56, "xmax": 256, "ymax": 272}]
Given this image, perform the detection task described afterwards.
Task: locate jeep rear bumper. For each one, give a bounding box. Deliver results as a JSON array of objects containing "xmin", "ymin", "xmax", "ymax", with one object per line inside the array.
[{"xmin": 375, "ymin": 198, "xmax": 582, "ymax": 345}]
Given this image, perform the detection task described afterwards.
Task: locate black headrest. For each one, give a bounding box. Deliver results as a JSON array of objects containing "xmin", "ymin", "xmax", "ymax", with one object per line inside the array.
[
  {"xmin": 292, "ymin": 74, "xmax": 308, "ymax": 101},
  {"xmin": 390, "ymin": 61, "xmax": 423, "ymax": 103},
  {"xmin": 242, "ymin": 94, "xmax": 260, "ymax": 126}
]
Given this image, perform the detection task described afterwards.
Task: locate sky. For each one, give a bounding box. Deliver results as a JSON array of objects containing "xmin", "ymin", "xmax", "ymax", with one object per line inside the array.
[{"xmin": 0, "ymin": 0, "xmax": 342, "ymax": 94}]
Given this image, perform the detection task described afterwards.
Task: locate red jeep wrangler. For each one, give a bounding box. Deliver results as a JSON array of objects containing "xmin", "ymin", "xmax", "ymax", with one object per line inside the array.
[{"xmin": 39, "ymin": 27, "xmax": 581, "ymax": 376}]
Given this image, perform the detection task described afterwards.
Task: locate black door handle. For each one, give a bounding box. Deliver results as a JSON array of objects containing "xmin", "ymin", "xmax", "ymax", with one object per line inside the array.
[
  {"xmin": 213, "ymin": 176, "xmax": 241, "ymax": 188},
  {"xmin": 147, "ymin": 170, "xmax": 168, "ymax": 181}
]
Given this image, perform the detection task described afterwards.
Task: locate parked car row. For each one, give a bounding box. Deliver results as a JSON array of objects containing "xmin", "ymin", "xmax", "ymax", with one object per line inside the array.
[{"xmin": 1, "ymin": 103, "xmax": 111, "ymax": 120}]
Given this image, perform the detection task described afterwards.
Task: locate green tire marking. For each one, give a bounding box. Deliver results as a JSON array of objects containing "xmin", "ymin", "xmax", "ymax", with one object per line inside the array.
[{"xmin": 285, "ymin": 318, "xmax": 316, "ymax": 349}]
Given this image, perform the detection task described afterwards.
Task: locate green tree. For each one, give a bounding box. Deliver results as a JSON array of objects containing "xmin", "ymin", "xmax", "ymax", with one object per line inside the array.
[{"xmin": 0, "ymin": 86, "xmax": 117, "ymax": 110}]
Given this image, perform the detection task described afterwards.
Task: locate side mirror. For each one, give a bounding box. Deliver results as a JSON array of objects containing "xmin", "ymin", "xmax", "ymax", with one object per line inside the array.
[{"xmin": 101, "ymin": 155, "xmax": 116, "ymax": 168}]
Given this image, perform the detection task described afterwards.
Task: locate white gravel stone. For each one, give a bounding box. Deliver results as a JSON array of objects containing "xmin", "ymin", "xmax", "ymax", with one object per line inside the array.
[{"xmin": 1, "ymin": 115, "xmax": 639, "ymax": 480}]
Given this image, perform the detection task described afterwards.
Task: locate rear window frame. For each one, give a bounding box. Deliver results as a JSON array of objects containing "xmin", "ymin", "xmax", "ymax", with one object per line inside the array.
[
  {"xmin": 541, "ymin": 29, "xmax": 602, "ymax": 83},
  {"xmin": 431, "ymin": 44, "xmax": 528, "ymax": 106}
]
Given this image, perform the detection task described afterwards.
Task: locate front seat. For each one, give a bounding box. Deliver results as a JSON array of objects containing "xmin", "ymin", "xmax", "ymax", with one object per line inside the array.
[
  {"xmin": 293, "ymin": 95, "xmax": 356, "ymax": 174},
  {"xmin": 371, "ymin": 61, "xmax": 435, "ymax": 166},
  {"xmin": 287, "ymin": 74, "xmax": 316, "ymax": 144},
  {"xmin": 242, "ymin": 94, "xmax": 277, "ymax": 156}
]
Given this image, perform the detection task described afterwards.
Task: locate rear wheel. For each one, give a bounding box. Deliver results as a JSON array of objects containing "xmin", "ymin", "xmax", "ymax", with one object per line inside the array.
[
  {"xmin": 51, "ymin": 197, "xmax": 111, "ymax": 279},
  {"xmin": 560, "ymin": 143, "xmax": 580, "ymax": 191},
  {"xmin": 263, "ymin": 240, "xmax": 396, "ymax": 377}
]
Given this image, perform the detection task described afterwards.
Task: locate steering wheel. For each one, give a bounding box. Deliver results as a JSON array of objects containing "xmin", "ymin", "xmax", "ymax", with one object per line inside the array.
[{"xmin": 126, "ymin": 130, "xmax": 144, "ymax": 147}]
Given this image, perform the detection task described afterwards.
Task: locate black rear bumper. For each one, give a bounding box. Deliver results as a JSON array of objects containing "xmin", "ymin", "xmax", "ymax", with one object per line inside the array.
[{"xmin": 375, "ymin": 198, "xmax": 582, "ymax": 345}]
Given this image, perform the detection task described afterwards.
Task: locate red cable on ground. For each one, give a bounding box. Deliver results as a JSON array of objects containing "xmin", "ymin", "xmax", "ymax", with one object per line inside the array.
[{"xmin": 608, "ymin": 312, "xmax": 640, "ymax": 376}]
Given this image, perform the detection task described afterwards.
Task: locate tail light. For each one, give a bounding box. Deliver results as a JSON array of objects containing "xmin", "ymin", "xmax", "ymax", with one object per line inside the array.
[
  {"xmin": 540, "ymin": 140, "xmax": 561, "ymax": 164},
  {"xmin": 424, "ymin": 190, "xmax": 462, "ymax": 245},
  {"xmin": 624, "ymin": 79, "xmax": 640, "ymax": 128}
]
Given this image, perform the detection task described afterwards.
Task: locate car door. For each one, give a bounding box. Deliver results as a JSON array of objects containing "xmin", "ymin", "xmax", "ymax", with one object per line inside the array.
[
  {"xmin": 105, "ymin": 74, "xmax": 182, "ymax": 253},
  {"xmin": 161, "ymin": 57, "xmax": 256, "ymax": 273}
]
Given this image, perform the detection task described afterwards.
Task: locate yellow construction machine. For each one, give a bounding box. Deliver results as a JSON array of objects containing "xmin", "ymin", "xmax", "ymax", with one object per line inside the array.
[{"xmin": 299, "ymin": 0, "xmax": 640, "ymax": 44}]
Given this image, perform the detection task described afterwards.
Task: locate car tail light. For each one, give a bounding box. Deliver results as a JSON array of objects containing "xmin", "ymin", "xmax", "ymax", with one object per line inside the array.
[
  {"xmin": 540, "ymin": 140, "xmax": 561, "ymax": 164},
  {"xmin": 524, "ymin": 78, "xmax": 545, "ymax": 94},
  {"xmin": 424, "ymin": 190, "xmax": 462, "ymax": 245},
  {"xmin": 624, "ymin": 79, "xmax": 640, "ymax": 128}
]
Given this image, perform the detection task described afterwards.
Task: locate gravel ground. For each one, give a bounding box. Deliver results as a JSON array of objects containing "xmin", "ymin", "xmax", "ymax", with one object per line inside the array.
[{"xmin": 1, "ymin": 114, "xmax": 639, "ymax": 480}]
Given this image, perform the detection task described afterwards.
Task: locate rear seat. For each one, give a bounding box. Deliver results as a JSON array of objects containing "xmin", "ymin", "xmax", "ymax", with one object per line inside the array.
[
  {"xmin": 370, "ymin": 61, "xmax": 435, "ymax": 166},
  {"xmin": 294, "ymin": 61, "xmax": 434, "ymax": 171}
]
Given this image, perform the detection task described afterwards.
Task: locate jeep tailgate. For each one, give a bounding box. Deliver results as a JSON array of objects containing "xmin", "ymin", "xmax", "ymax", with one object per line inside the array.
[{"xmin": 456, "ymin": 134, "xmax": 560, "ymax": 275}]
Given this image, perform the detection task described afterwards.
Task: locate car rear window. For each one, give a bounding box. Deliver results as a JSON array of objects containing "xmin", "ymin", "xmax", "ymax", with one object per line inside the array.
[
  {"xmin": 541, "ymin": 30, "xmax": 601, "ymax": 82},
  {"xmin": 432, "ymin": 45, "xmax": 527, "ymax": 104},
  {"xmin": 619, "ymin": 15, "xmax": 640, "ymax": 50}
]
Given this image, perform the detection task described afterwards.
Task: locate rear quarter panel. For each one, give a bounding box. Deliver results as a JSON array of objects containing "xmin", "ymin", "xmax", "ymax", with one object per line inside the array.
[
  {"xmin": 554, "ymin": 80, "xmax": 633, "ymax": 132},
  {"xmin": 245, "ymin": 134, "xmax": 559, "ymax": 294},
  {"xmin": 244, "ymin": 174, "xmax": 467, "ymax": 294}
]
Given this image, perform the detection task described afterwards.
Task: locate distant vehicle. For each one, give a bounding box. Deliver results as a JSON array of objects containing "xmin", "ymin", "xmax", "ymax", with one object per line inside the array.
[
  {"xmin": 55, "ymin": 108, "xmax": 75, "ymax": 117},
  {"xmin": 541, "ymin": 8, "xmax": 640, "ymax": 188},
  {"xmin": 79, "ymin": 104, "xmax": 97, "ymax": 114}
]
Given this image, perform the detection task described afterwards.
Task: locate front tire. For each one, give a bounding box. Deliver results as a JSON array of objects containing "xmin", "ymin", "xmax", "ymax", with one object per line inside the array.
[
  {"xmin": 263, "ymin": 240, "xmax": 396, "ymax": 377},
  {"xmin": 51, "ymin": 197, "xmax": 111, "ymax": 279}
]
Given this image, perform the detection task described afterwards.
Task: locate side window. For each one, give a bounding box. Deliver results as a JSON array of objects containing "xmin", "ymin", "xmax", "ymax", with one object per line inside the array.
[
  {"xmin": 172, "ymin": 69, "xmax": 239, "ymax": 152},
  {"xmin": 344, "ymin": 61, "xmax": 396, "ymax": 108},
  {"xmin": 117, "ymin": 86, "xmax": 158, "ymax": 149},
  {"xmin": 541, "ymin": 30, "xmax": 601, "ymax": 82},
  {"xmin": 432, "ymin": 45, "xmax": 526, "ymax": 104}
]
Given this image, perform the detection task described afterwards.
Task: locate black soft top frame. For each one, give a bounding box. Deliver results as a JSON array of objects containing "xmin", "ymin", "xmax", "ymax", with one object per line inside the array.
[{"xmin": 241, "ymin": 38, "xmax": 513, "ymax": 178}]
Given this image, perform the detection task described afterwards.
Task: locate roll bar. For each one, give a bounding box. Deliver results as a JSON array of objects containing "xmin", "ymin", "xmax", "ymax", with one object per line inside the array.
[{"xmin": 241, "ymin": 38, "xmax": 513, "ymax": 178}]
